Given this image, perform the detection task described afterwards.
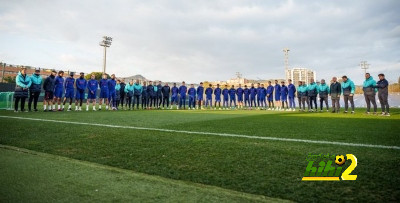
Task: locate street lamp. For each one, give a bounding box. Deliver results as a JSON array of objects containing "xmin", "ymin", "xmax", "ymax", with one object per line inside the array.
[{"xmin": 99, "ymin": 36, "xmax": 113, "ymax": 74}]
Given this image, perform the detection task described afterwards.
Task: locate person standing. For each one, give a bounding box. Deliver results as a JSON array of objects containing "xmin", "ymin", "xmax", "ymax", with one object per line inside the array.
[
  {"xmin": 108, "ymin": 74, "xmax": 117, "ymax": 110},
  {"xmin": 329, "ymin": 77, "xmax": 341, "ymax": 113},
  {"xmin": 75, "ymin": 72, "xmax": 87, "ymax": 111},
  {"xmin": 188, "ymin": 84, "xmax": 196, "ymax": 110},
  {"xmin": 249, "ymin": 84, "xmax": 257, "ymax": 110},
  {"xmin": 228, "ymin": 85, "xmax": 236, "ymax": 109},
  {"xmin": 120, "ymin": 79, "xmax": 126, "ymax": 109},
  {"xmin": 43, "ymin": 70, "xmax": 56, "ymax": 111},
  {"xmin": 222, "ymin": 85, "xmax": 229, "ymax": 110},
  {"xmin": 178, "ymin": 81, "xmax": 187, "ymax": 110},
  {"xmin": 98, "ymin": 74, "xmax": 109, "ymax": 110},
  {"xmin": 196, "ymin": 82, "xmax": 204, "ymax": 109},
  {"xmin": 280, "ymin": 81, "xmax": 289, "ymax": 111},
  {"xmin": 341, "ymin": 76, "xmax": 355, "ymax": 114},
  {"xmin": 299, "ymin": 82, "xmax": 309, "ymax": 112},
  {"xmin": 243, "ymin": 85, "xmax": 250, "ymax": 109},
  {"xmin": 374, "ymin": 73, "xmax": 390, "ymax": 116},
  {"xmin": 63, "ymin": 72, "xmax": 75, "ymax": 111},
  {"xmin": 236, "ymin": 84, "xmax": 244, "ymax": 109},
  {"xmin": 87, "ymin": 73, "xmax": 98, "ymax": 111},
  {"xmin": 125, "ymin": 80, "xmax": 134, "ymax": 110},
  {"xmin": 156, "ymin": 81, "xmax": 163, "ymax": 109},
  {"xmin": 256, "ymin": 83, "xmax": 261, "ymax": 108},
  {"xmin": 54, "ymin": 71, "xmax": 65, "ymax": 111},
  {"xmin": 266, "ymin": 81, "xmax": 274, "ymax": 110},
  {"xmin": 161, "ymin": 82, "xmax": 170, "ymax": 109},
  {"xmin": 205, "ymin": 84, "xmax": 213, "ymax": 109},
  {"xmin": 297, "ymin": 81, "xmax": 303, "ymax": 111},
  {"xmin": 170, "ymin": 83, "xmax": 179, "ymax": 109},
  {"xmin": 141, "ymin": 81, "xmax": 148, "ymax": 110},
  {"xmin": 133, "ymin": 80, "xmax": 142, "ymax": 110},
  {"xmin": 318, "ymin": 79, "xmax": 330, "ymax": 112},
  {"xmin": 115, "ymin": 80, "xmax": 121, "ymax": 109},
  {"xmin": 287, "ymin": 79, "xmax": 296, "ymax": 111},
  {"xmin": 28, "ymin": 68, "xmax": 42, "ymax": 112},
  {"xmin": 274, "ymin": 80, "xmax": 281, "ymax": 111},
  {"xmin": 146, "ymin": 81, "xmax": 154, "ymax": 109},
  {"xmin": 307, "ymin": 79, "xmax": 318, "ymax": 112},
  {"xmin": 363, "ymin": 73, "xmax": 377, "ymax": 114},
  {"xmin": 214, "ymin": 84, "xmax": 222, "ymax": 110},
  {"xmin": 14, "ymin": 67, "xmax": 31, "ymax": 112}
]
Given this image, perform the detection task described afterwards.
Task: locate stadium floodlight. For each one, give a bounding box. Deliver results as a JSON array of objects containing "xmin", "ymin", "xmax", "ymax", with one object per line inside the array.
[{"xmin": 99, "ymin": 36, "xmax": 113, "ymax": 74}]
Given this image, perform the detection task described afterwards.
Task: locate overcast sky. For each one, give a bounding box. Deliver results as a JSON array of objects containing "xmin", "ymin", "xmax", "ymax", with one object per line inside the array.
[{"xmin": 0, "ymin": 0, "xmax": 399, "ymax": 84}]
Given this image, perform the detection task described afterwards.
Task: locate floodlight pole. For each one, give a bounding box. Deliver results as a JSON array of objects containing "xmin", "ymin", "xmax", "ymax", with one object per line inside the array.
[{"xmin": 100, "ymin": 36, "xmax": 112, "ymax": 74}]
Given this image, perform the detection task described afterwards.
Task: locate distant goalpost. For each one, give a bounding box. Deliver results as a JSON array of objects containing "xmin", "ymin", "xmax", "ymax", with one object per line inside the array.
[{"xmin": 0, "ymin": 92, "xmax": 14, "ymax": 110}]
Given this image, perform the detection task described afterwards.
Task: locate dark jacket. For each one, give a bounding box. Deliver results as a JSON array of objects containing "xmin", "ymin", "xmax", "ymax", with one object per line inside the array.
[
  {"xmin": 147, "ymin": 85, "xmax": 155, "ymax": 97},
  {"xmin": 157, "ymin": 84, "xmax": 162, "ymax": 97},
  {"xmin": 43, "ymin": 75, "xmax": 56, "ymax": 92},
  {"xmin": 329, "ymin": 82, "xmax": 341, "ymax": 97},
  {"xmin": 374, "ymin": 79, "xmax": 388, "ymax": 96},
  {"xmin": 161, "ymin": 85, "xmax": 170, "ymax": 97},
  {"xmin": 120, "ymin": 82, "xmax": 126, "ymax": 96}
]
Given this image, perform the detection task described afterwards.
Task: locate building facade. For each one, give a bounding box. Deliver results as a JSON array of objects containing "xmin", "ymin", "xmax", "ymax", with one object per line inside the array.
[{"xmin": 285, "ymin": 68, "xmax": 316, "ymax": 86}]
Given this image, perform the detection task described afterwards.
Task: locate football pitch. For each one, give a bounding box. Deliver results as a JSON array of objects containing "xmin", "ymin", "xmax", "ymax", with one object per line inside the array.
[{"xmin": 0, "ymin": 108, "xmax": 399, "ymax": 202}]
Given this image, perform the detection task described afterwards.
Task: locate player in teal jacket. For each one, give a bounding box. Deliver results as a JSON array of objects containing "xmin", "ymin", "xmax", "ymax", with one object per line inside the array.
[
  {"xmin": 363, "ymin": 73, "xmax": 377, "ymax": 114},
  {"xmin": 341, "ymin": 76, "xmax": 355, "ymax": 113},
  {"xmin": 307, "ymin": 79, "xmax": 319, "ymax": 112},
  {"xmin": 318, "ymin": 79, "xmax": 330, "ymax": 112}
]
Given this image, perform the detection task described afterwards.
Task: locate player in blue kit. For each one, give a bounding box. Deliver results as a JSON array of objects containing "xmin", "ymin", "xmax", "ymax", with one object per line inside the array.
[
  {"xmin": 146, "ymin": 81, "xmax": 155, "ymax": 109},
  {"xmin": 170, "ymin": 83, "xmax": 179, "ymax": 109},
  {"xmin": 256, "ymin": 83, "xmax": 261, "ymax": 109},
  {"xmin": 63, "ymin": 72, "xmax": 75, "ymax": 111},
  {"xmin": 287, "ymin": 79, "xmax": 297, "ymax": 111},
  {"xmin": 236, "ymin": 84, "xmax": 243, "ymax": 109},
  {"xmin": 156, "ymin": 81, "xmax": 163, "ymax": 109},
  {"xmin": 99, "ymin": 74, "xmax": 109, "ymax": 110},
  {"xmin": 188, "ymin": 84, "xmax": 196, "ymax": 110},
  {"xmin": 259, "ymin": 84, "xmax": 267, "ymax": 109},
  {"xmin": 249, "ymin": 84, "xmax": 257, "ymax": 110},
  {"xmin": 205, "ymin": 84, "xmax": 213, "ymax": 109},
  {"xmin": 266, "ymin": 81, "xmax": 274, "ymax": 110},
  {"xmin": 228, "ymin": 85, "xmax": 236, "ymax": 109},
  {"xmin": 222, "ymin": 85, "xmax": 229, "ymax": 110},
  {"xmin": 274, "ymin": 80, "xmax": 281, "ymax": 111},
  {"xmin": 75, "ymin": 72, "xmax": 87, "ymax": 111},
  {"xmin": 280, "ymin": 81, "xmax": 289, "ymax": 111},
  {"xmin": 243, "ymin": 85, "xmax": 250, "ymax": 109},
  {"xmin": 214, "ymin": 84, "xmax": 221, "ymax": 110},
  {"xmin": 178, "ymin": 81, "xmax": 187, "ymax": 110},
  {"xmin": 196, "ymin": 82, "xmax": 204, "ymax": 109},
  {"xmin": 54, "ymin": 71, "xmax": 64, "ymax": 111},
  {"xmin": 87, "ymin": 73, "xmax": 98, "ymax": 111},
  {"xmin": 108, "ymin": 74, "xmax": 117, "ymax": 110}
]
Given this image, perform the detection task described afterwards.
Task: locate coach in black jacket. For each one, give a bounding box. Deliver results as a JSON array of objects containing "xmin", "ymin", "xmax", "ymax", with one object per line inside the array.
[
  {"xmin": 329, "ymin": 77, "xmax": 341, "ymax": 113},
  {"xmin": 161, "ymin": 83, "xmax": 171, "ymax": 109}
]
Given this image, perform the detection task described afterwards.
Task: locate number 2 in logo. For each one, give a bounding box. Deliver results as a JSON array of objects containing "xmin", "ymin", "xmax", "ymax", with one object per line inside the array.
[{"xmin": 341, "ymin": 154, "xmax": 357, "ymax": 180}]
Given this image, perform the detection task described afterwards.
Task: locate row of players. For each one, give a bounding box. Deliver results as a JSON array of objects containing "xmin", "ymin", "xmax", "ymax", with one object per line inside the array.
[{"xmin": 14, "ymin": 68, "xmax": 390, "ymax": 115}]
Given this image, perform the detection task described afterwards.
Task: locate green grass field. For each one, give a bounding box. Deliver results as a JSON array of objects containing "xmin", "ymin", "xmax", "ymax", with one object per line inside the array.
[{"xmin": 0, "ymin": 107, "xmax": 399, "ymax": 202}]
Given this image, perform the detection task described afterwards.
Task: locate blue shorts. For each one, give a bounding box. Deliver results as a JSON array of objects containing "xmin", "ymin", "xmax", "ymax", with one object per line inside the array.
[
  {"xmin": 100, "ymin": 89, "xmax": 109, "ymax": 99},
  {"xmin": 275, "ymin": 94, "xmax": 281, "ymax": 101},
  {"xmin": 237, "ymin": 96, "xmax": 243, "ymax": 101},
  {"xmin": 65, "ymin": 89, "xmax": 74, "ymax": 99},
  {"xmin": 260, "ymin": 97, "xmax": 265, "ymax": 101},
  {"xmin": 267, "ymin": 96, "xmax": 273, "ymax": 102},
  {"xmin": 171, "ymin": 95, "xmax": 178, "ymax": 102},
  {"xmin": 197, "ymin": 96, "xmax": 203, "ymax": 101},
  {"xmin": 281, "ymin": 95, "xmax": 287, "ymax": 101},
  {"xmin": 75, "ymin": 90, "xmax": 85, "ymax": 100},
  {"xmin": 88, "ymin": 91, "xmax": 96, "ymax": 99},
  {"xmin": 244, "ymin": 97, "xmax": 249, "ymax": 101},
  {"xmin": 54, "ymin": 88, "xmax": 63, "ymax": 98},
  {"xmin": 215, "ymin": 96, "xmax": 221, "ymax": 102}
]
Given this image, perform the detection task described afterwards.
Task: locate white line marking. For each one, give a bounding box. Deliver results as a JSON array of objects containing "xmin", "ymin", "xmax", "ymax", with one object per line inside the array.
[{"xmin": 0, "ymin": 115, "xmax": 399, "ymax": 150}]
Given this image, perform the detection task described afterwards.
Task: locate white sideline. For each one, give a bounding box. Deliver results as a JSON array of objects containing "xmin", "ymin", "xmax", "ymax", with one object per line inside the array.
[{"xmin": 0, "ymin": 115, "xmax": 399, "ymax": 150}]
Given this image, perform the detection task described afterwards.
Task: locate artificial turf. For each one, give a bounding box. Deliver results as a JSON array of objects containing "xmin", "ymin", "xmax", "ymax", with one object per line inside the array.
[{"xmin": 0, "ymin": 108, "xmax": 399, "ymax": 202}]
